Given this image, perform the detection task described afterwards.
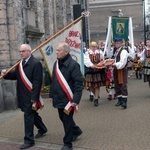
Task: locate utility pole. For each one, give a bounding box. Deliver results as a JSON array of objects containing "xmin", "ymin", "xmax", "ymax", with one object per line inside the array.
[
  {"xmin": 85, "ymin": 0, "xmax": 90, "ymax": 48},
  {"xmin": 80, "ymin": 0, "xmax": 89, "ymax": 48},
  {"xmin": 143, "ymin": 0, "xmax": 146, "ymax": 45}
]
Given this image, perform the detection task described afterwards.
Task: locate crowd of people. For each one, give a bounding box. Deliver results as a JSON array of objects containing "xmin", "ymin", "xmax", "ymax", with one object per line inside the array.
[
  {"xmin": 0, "ymin": 37, "xmax": 150, "ymax": 150},
  {"xmin": 83, "ymin": 37, "xmax": 150, "ymax": 109}
]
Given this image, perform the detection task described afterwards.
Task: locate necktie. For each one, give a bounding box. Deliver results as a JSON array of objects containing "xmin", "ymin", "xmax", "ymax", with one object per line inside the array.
[{"xmin": 22, "ymin": 60, "xmax": 26, "ymax": 67}]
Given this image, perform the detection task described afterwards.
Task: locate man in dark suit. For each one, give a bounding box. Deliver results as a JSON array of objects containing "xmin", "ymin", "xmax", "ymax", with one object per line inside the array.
[
  {"xmin": 1, "ymin": 44, "xmax": 47, "ymax": 149},
  {"xmin": 49, "ymin": 42, "xmax": 83, "ymax": 150}
]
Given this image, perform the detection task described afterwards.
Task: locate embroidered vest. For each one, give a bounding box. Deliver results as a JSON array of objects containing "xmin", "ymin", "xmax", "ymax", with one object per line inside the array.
[
  {"xmin": 145, "ymin": 48, "xmax": 150, "ymax": 58},
  {"xmin": 89, "ymin": 52, "xmax": 101, "ymax": 64},
  {"xmin": 116, "ymin": 47, "xmax": 128, "ymax": 67}
]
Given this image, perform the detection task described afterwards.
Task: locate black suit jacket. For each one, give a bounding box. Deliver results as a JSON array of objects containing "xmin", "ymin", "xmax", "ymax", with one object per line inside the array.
[
  {"xmin": 4, "ymin": 55, "xmax": 43, "ymax": 112},
  {"xmin": 49, "ymin": 54, "xmax": 83, "ymax": 108}
]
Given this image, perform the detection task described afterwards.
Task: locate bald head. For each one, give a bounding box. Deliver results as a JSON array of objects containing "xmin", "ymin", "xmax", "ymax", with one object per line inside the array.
[
  {"xmin": 56, "ymin": 42, "xmax": 70, "ymax": 59},
  {"xmin": 20, "ymin": 44, "xmax": 32, "ymax": 51},
  {"xmin": 19, "ymin": 44, "xmax": 32, "ymax": 59},
  {"xmin": 57, "ymin": 43, "xmax": 70, "ymax": 52}
]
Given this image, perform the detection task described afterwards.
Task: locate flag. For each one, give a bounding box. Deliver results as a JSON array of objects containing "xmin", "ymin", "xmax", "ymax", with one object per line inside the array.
[
  {"xmin": 40, "ymin": 18, "xmax": 84, "ymax": 76},
  {"xmin": 104, "ymin": 16, "xmax": 134, "ymax": 57},
  {"xmin": 112, "ymin": 16, "xmax": 129, "ymax": 42},
  {"xmin": 0, "ymin": 17, "xmax": 84, "ymax": 79}
]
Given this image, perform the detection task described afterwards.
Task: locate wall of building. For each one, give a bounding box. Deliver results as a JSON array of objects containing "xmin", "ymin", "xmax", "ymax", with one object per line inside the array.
[
  {"xmin": 1, "ymin": 0, "xmax": 143, "ymax": 112},
  {"xmin": 89, "ymin": 0, "xmax": 143, "ymax": 44},
  {"xmin": 0, "ymin": 0, "xmax": 78, "ymax": 112}
]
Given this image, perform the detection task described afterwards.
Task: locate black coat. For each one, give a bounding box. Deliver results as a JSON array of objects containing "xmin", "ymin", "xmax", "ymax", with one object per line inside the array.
[
  {"xmin": 4, "ymin": 55, "xmax": 43, "ymax": 112},
  {"xmin": 49, "ymin": 54, "xmax": 83, "ymax": 108}
]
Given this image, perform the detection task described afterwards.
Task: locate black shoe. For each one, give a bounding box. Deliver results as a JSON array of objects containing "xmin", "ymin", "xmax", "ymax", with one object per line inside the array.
[
  {"xmin": 35, "ymin": 130, "xmax": 47, "ymax": 138},
  {"xmin": 72, "ymin": 130, "xmax": 83, "ymax": 142},
  {"xmin": 89, "ymin": 95, "xmax": 94, "ymax": 102},
  {"xmin": 20, "ymin": 143, "xmax": 35, "ymax": 149},
  {"xmin": 94, "ymin": 99, "xmax": 99, "ymax": 107},
  {"xmin": 121, "ymin": 102, "xmax": 127, "ymax": 109},
  {"xmin": 115, "ymin": 97, "xmax": 122, "ymax": 107},
  {"xmin": 115, "ymin": 101, "xmax": 122, "ymax": 106},
  {"xmin": 61, "ymin": 145, "xmax": 73, "ymax": 150},
  {"xmin": 121, "ymin": 97, "xmax": 127, "ymax": 109}
]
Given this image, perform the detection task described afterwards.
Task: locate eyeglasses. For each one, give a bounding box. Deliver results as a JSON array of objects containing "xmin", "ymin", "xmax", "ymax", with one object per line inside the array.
[{"xmin": 19, "ymin": 50, "xmax": 30, "ymax": 53}]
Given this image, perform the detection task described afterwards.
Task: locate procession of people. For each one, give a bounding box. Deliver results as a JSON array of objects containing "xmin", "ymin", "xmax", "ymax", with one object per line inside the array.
[
  {"xmin": 84, "ymin": 38, "xmax": 130, "ymax": 109},
  {"xmin": 83, "ymin": 36, "xmax": 150, "ymax": 110},
  {"xmin": 0, "ymin": 13, "xmax": 150, "ymax": 148},
  {"xmin": 1, "ymin": 36, "xmax": 150, "ymax": 149}
]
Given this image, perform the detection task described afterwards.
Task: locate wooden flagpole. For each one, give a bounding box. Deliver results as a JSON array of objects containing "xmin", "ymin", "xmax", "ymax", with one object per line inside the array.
[{"xmin": 0, "ymin": 16, "xmax": 83, "ymax": 79}]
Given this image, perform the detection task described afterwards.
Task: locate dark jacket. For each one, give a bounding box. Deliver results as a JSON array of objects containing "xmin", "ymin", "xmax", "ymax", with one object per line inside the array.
[
  {"xmin": 49, "ymin": 54, "xmax": 83, "ymax": 108},
  {"xmin": 4, "ymin": 55, "xmax": 43, "ymax": 112}
]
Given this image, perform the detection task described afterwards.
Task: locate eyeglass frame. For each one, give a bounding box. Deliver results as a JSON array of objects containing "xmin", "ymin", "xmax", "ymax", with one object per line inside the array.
[{"xmin": 19, "ymin": 50, "xmax": 30, "ymax": 53}]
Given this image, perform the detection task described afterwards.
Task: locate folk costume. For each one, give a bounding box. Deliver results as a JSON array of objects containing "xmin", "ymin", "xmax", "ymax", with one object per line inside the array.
[
  {"xmin": 113, "ymin": 38, "xmax": 129, "ymax": 109},
  {"xmin": 3, "ymin": 55, "xmax": 47, "ymax": 145},
  {"xmin": 140, "ymin": 42, "xmax": 150, "ymax": 87},
  {"xmin": 49, "ymin": 53, "xmax": 83, "ymax": 149},
  {"xmin": 133, "ymin": 46, "xmax": 144, "ymax": 79},
  {"xmin": 106, "ymin": 66, "xmax": 116, "ymax": 100},
  {"xmin": 84, "ymin": 41, "xmax": 106, "ymax": 106},
  {"xmin": 84, "ymin": 49, "xmax": 106, "ymax": 87}
]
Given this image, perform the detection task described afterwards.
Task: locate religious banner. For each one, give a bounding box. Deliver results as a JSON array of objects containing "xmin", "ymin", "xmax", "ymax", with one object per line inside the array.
[
  {"xmin": 112, "ymin": 16, "xmax": 129, "ymax": 42},
  {"xmin": 104, "ymin": 16, "xmax": 134, "ymax": 57},
  {"xmin": 40, "ymin": 18, "xmax": 84, "ymax": 76}
]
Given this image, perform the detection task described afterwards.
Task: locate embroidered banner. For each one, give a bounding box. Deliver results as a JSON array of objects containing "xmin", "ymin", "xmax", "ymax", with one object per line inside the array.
[
  {"xmin": 112, "ymin": 16, "xmax": 129, "ymax": 42},
  {"xmin": 40, "ymin": 19, "xmax": 84, "ymax": 76},
  {"xmin": 104, "ymin": 16, "xmax": 134, "ymax": 57}
]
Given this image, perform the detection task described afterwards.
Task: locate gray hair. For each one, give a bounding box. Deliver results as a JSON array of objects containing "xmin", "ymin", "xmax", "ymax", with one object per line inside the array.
[
  {"xmin": 58, "ymin": 42, "xmax": 70, "ymax": 52},
  {"xmin": 20, "ymin": 44, "xmax": 32, "ymax": 51}
]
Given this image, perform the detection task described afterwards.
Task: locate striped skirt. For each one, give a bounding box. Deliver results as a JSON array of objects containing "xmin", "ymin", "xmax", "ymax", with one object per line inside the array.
[{"xmin": 85, "ymin": 68, "xmax": 106, "ymax": 88}]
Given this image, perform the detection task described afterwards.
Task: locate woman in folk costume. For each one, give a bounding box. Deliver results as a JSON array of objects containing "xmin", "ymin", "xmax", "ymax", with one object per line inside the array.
[
  {"xmin": 133, "ymin": 43, "xmax": 144, "ymax": 79},
  {"xmin": 139, "ymin": 38, "xmax": 150, "ymax": 88},
  {"xmin": 84, "ymin": 41, "xmax": 106, "ymax": 107}
]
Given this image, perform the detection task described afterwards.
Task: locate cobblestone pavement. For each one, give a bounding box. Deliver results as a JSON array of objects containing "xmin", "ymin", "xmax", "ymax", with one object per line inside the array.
[{"xmin": 0, "ymin": 73, "xmax": 150, "ymax": 150}]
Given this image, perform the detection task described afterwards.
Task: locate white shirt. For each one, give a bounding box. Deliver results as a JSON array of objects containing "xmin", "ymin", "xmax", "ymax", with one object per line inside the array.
[
  {"xmin": 114, "ymin": 47, "xmax": 129, "ymax": 70},
  {"xmin": 139, "ymin": 48, "xmax": 147, "ymax": 62},
  {"xmin": 128, "ymin": 46, "xmax": 135, "ymax": 60}
]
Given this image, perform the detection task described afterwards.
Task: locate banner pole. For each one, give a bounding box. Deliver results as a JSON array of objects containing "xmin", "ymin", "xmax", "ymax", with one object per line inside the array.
[
  {"xmin": 0, "ymin": 16, "xmax": 83, "ymax": 79},
  {"xmin": 31, "ymin": 16, "xmax": 83, "ymax": 54}
]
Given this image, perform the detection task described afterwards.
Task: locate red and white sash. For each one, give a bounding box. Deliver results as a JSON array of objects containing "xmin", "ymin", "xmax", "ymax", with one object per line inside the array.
[
  {"xmin": 19, "ymin": 60, "xmax": 44, "ymax": 111},
  {"xmin": 55, "ymin": 60, "xmax": 78, "ymax": 115}
]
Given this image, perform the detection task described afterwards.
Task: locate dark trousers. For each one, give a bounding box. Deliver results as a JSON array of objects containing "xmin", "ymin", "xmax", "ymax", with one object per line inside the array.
[
  {"xmin": 24, "ymin": 110, "xmax": 47, "ymax": 144},
  {"xmin": 58, "ymin": 108, "xmax": 81, "ymax": 147},
  {"xmin": 114, "ymin": 68, "xmax": 128, "ymax": 96}
]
